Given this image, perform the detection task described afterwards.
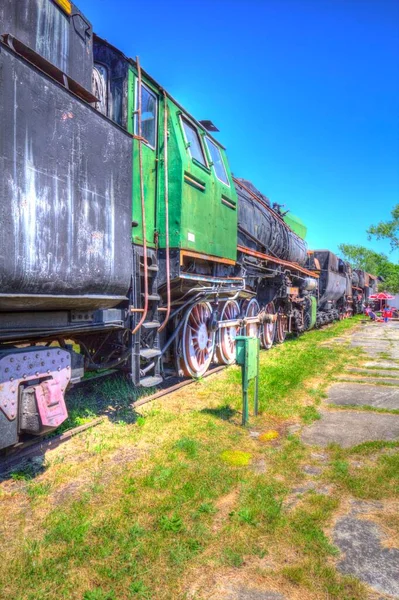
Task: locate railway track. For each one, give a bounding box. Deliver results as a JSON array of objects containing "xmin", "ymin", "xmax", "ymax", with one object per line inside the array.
[{"xmin": 0, "ymin": 365, "xmax": 226, "ymax": 477}]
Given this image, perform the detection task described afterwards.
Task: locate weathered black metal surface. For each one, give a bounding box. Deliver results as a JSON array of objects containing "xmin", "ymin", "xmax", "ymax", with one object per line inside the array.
[
  {"xmin": 93, "ymin": 35, "xmax": 130, "ymax": 128},
  {"xmin": 0, "ymin": 0, "xmax": 93, "ymax": 90},
  {"xmin": 313, "ymin": 251, "xmax": 348, "ymax": 308},
  {"xmin": 352, "ymin": 271, "xmax": 360, "ymax": 287},
  {"xmin": 0, "ymin": 44, "xmax": 133, "ymax": 311},
  {"xmin": 235, "ymin": 178, "xmax": 308, "ymax": 266},
  {"xmin": 0, "ymin": 411, "xmax": 17, "ymax": 449}
]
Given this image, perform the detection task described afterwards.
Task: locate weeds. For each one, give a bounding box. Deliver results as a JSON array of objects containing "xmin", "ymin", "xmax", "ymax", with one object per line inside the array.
[{"xmin": 0, "ymin": 317, "xmax": 393, "ymax": 600}]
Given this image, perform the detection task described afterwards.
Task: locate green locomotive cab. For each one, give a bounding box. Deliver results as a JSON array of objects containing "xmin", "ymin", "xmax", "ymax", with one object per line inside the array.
[{"xmin": 93, "ymin": 37, "xmax": 242, "ymax": 383}]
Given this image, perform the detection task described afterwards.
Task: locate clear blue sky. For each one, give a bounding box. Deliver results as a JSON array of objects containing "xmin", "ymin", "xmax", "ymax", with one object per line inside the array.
[{"xmin": 80, "ymin": 0, "xmax": 399, "ymax": 260}]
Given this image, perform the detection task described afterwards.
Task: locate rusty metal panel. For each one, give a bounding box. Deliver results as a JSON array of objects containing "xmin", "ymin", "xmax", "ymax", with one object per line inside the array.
[
  {"xmin": 0, "ymin": 0, "xmax": 93, "ymax": 90},
  {"xmin": 0, "ymin": 44, "xmax": 132, "ymax": 311},
  {"xmin": 35, "ymin": 379, "xmax": 68, "ymax": 428}
]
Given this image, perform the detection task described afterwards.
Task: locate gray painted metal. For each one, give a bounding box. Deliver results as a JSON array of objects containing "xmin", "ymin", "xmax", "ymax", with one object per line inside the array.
[
  {"xmin": 0, "ymin": 0, "xmax": 93, "ymax": 90},
  {"xmin": 0, "ymin": 347, "xmax": 71, "ymax": 450},
  {"xmin": 0, "ymin": 44, "xmax": 132, "ymax": 311},
  {"xmin": 314, "ymin": 251, "xmax": 348, "ymax": 309},
  {"xmin": 235, "ymin": 179, "xmax": 308, "ymax": 266}
]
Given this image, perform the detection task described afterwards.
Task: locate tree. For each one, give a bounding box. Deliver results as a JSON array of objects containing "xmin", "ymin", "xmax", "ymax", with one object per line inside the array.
[
  {"xmin": 338, "ymin": 244, "xmax": 399, "ymax": 294},
  {"xmin": 367, "ymin": 204, "xmax": 399, "ymax": 252}
]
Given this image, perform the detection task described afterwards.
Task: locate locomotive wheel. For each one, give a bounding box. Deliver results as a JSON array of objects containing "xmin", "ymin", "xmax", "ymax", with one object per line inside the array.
[
  {"xmin": 215, "ymin": 300, "xmax": 240, "ymax": 365},
  {"xmin": 275, "ymin": 309, "xmax": 288, "ymax": 343},
  {"xmin": 260, "ymin": 301, "xmax": 276, "ymax": 350},
  {"xmin": 242, "ymin": 298, "xmax": 260, "ymax": 338},
  {"xmin": 179, "ymin": 302, "xmax": 216, "ymax": 378}
]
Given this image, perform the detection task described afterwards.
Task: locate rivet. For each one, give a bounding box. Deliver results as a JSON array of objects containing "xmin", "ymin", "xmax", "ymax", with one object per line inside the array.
[
  {"xmin": 52, "ymin": 360, "xmax": 55, "ymax": 364},
  {"xmin": 10, "ymin": 358, "xmax": 14, "ymax": 363},
  {"xmin": 47, "ymin": 352, "xmax": 50, "ymax": 357},
  {"xmin": 47, "ymin": 370, "xmax": 50, "ymax": 374},
  {"xmin": 11, "ymin": 389, "xmax": 15, "ymax": 393},
  {"xmin": 36, "ymin": 372, "xmax": 39, "ymax": 376},
  {"xmin": 41, "ymin": 361, "xmax": 44, "ymax": 367},
  {"xmin": 35, "ymin": 354, "xmax": 39, "ymax": 359},
  {"xmin": 67, "ymin": 366, "xmax": 70, "ymax": 370},
  {"xmin": 57, "ymin": 350, "xmax": 61, "ymax": 355},
  {"xmin": 4, "ymin": 403, "xmax": 7, "ymax": 408},
  {"xmin": 58, "ymin": 367, "xmax": 61, "ymax": 371},
  {"xmin": 11, "ymin": 413, "xmax": 15, "ymax": 418},
  {"xmin": 5, "ymin": 368, "xmax": 9, "ymax": 373},
  {"xmin": 10, "ymin": 377, "xmax": 14, "ymax": 382},
  {"xmin": 23, "ymin": 375, "xmax": 26, "ymax": 379},
  {"xmin": 23, "ymin": 356, "xmax": 27, "ymax": 361}
]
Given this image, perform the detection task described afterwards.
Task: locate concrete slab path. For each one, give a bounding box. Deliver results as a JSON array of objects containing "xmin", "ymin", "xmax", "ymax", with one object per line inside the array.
[{"xmin": 301, "ymin": 320, "xmax": 399, "ymax": 598}]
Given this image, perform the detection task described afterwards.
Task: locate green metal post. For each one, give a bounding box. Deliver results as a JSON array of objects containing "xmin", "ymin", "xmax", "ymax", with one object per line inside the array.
[
  {"xmin": 236, "ymin": 335, "xmax": 260, "ymax": 427},
  {"xmin": 254, "ymin": 338, "xmax": 260, "ymax": 416}
]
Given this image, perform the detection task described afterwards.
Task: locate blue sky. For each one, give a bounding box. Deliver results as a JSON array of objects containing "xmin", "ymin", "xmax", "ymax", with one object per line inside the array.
[{"xmin": 80, "ymin": 0, "xmax": 399, "ymax": 260}]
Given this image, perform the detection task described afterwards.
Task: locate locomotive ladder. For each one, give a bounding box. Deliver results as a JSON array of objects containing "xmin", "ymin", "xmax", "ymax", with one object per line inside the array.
[
  {"xmin": 130, "ymin": 56, "xmax": 164, "ymax": 388},
  {"xmin": 131, "ymin": 247, "xmax": 163, "ymax": 387}
]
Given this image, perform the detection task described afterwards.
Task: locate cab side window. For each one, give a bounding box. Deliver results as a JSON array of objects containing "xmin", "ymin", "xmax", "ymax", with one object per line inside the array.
[
  {"xmin": 181, "ymin": 118, "xmax": 207, "ymax": 166},
  {"xmin": 205, "ymin": 138, "xmax": 229, "ymax": 186},
  {"xmin": 135, "ymin": 83, "xmax": 157, "ymax": 149}
]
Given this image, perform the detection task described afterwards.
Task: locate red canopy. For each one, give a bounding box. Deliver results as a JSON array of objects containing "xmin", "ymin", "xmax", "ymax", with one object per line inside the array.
[{"xmin": 369, "ymin": 292, "xmax": 395, "ymax": 299}]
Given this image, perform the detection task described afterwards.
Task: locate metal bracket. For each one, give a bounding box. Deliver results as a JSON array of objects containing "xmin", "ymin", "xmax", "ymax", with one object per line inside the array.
[{"xmin": 0, "ymin": 349, "xmax": 71, "ymax": 421}]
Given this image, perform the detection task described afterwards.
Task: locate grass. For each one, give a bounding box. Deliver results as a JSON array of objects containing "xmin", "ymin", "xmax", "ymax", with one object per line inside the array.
[{"xmin": 0, "ymin": 316, "xmax": 396, "ymax": 600}]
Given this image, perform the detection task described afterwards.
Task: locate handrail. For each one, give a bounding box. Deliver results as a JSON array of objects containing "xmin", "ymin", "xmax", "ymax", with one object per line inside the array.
[
  {"xmin": 158, "ymin": 91, "xmax": 171, "ymax": 332},
  {"xmin": 132, "ymin": 56, "xmax": 149, "ymax": 335}
]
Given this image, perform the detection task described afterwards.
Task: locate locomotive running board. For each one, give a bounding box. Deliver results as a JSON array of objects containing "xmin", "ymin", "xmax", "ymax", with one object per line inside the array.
[{"xmin": 237, "ymin": 245, "xmax": 319, "ymax": 279}]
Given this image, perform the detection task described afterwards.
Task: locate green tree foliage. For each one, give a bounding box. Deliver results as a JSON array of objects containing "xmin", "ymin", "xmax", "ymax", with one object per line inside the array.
[
  {"xmin": 338, "ymin": 244, "xmax": 399, "ymax": 293},
  {"xmin": 367, "ymin": 204, "xmax": 399, "ymax": 251}
]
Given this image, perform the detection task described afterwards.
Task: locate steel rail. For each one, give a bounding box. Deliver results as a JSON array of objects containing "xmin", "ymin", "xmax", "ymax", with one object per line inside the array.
[
  {"xmin": 0, "ymin": 418, "xmax": 105, "ymax": 476},
  {"xmin": 0, "ymin": 367, "xmax": 227, "ymax": 474}
]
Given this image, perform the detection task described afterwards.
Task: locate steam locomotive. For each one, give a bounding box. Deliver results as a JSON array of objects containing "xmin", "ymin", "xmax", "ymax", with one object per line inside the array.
[{"xmin": 0, "ymin": 0, "xmax": 378, "ymax": 450}]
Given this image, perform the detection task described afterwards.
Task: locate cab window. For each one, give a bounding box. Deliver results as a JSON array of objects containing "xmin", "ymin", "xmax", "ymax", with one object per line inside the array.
[
  {"xmin": 135, "ymin": 83, "xmax": 157, "ymax": 149},
  {"xmin": 205, "ymin": 138, "xmax": 229, "ymax": 185},
  {"xmin": 181, "ymin": 118, "xmax": 207, "ymax": 166}
]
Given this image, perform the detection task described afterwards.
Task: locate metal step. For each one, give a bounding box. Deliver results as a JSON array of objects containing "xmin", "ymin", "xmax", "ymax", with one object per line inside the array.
[
  {"xmin": 142, "ymin": 293, "xmax": 161, "ymax": 301},
  {"xmin": 142, "ymin": 321, "xmax": 161, "ymax": 329},
  {"xmin": 140, "ymin": 263, "xmax": 159, "ymax": 272},
  {"xmin": 139, "ymin": 375, "xmax": 163, "ymax": 388},
  {"xmin": 140, "ymin": 348, "xmax": 162, "ymax": 359}
]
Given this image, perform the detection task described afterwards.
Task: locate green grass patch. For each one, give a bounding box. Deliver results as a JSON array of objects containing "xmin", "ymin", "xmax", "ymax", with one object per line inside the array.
[
  {"xmin": 327, "ymin": 451, "xmax": 399, "ymax": 499},
  {"xmin": 300, "ymin": 405, "xmax": 321, "ymax": 424},
  {"xmin": 220, "ymin": 450, "xmax": 252, "ymax": 466},
  {"xmin": 1, "ymin": 317, "xmax": 381, "ymax": 600}
]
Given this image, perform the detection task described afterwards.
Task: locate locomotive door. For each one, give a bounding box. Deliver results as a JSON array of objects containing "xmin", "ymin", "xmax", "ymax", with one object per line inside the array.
[{"xmin": 132, "ymin": 74, "xmax": 159, "ymax": 247}]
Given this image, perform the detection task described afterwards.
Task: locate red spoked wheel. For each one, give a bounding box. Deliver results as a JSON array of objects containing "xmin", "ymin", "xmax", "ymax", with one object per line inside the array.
[
  {"xmin": 260, "ymin": 301, "xmax": 276, "ymax": 350},
  {"xmin": 241, "ymin": 298, "xmax": 260, "ymax": 338},
  {"xmin": 178, "ymin": 302, "xmax": 216, "ymax": 378},
  {"xmin": 275, "ymin": 308, "xmax": 288, "ymax": 343},
  {"xmin": 215, "ymin": 300, "xmax": 240, "ymax": 365}
]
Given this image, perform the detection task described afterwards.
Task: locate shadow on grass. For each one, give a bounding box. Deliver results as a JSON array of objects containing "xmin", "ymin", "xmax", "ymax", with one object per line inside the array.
[
  {"xmin": 0, "ymin": 373, "xmax": 152, "ymax": 483},
  {"xmin": 200, "ymin": 403, "xmax": 237, "ymax": 421}
]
